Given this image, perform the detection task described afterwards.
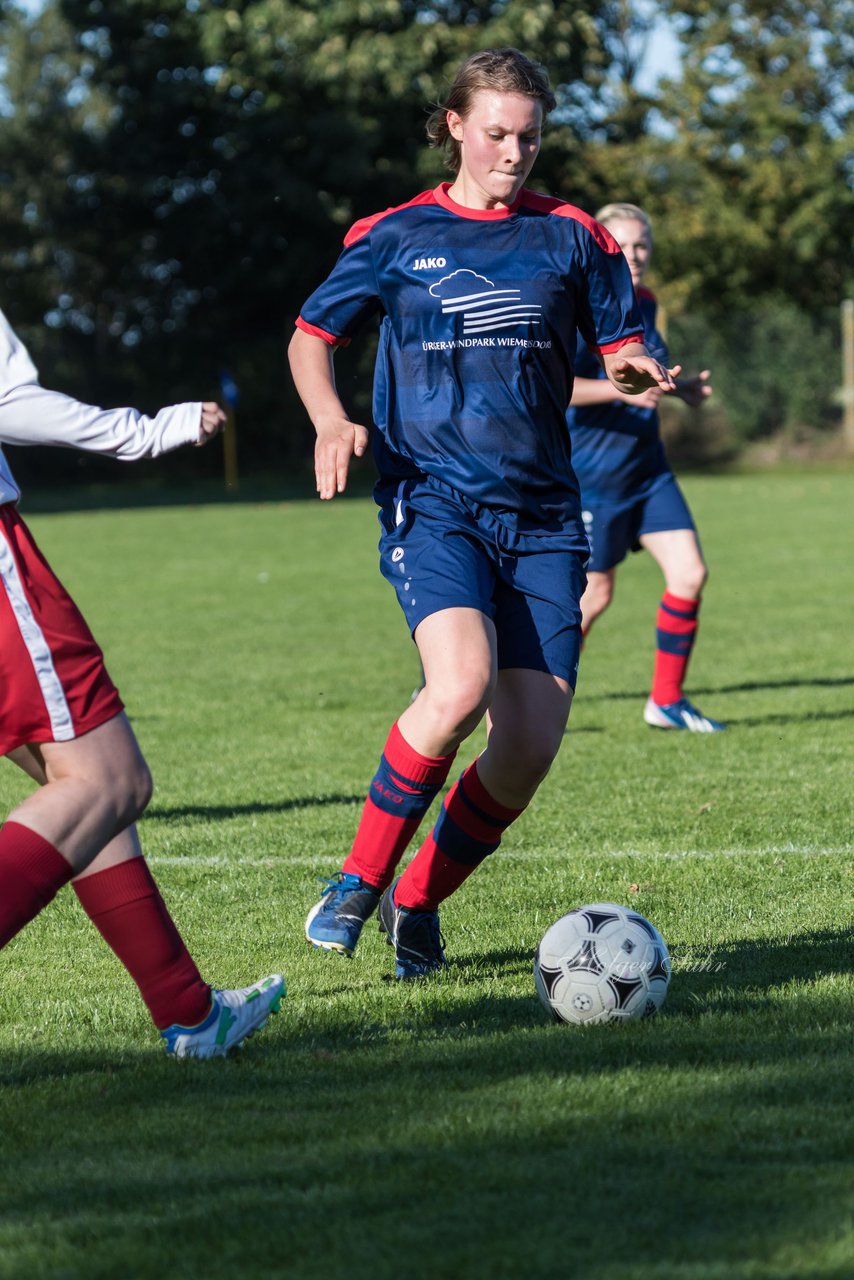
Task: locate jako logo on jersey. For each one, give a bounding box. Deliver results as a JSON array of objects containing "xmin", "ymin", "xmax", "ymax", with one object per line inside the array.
[
  {"xmin": 429, "ymin": 268, "xmax": 542, "ymax": 334},
  {"xmin": 413, "ymin": 257, "xmax": 447, "ymax": 271}
]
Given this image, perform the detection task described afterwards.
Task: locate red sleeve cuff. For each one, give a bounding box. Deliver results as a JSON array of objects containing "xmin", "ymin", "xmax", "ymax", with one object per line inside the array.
[
  {"xmin": 294, "ymin": 317, "xmax": 351, "ymax": 348},
  {"xmin": 591, "ymin": 332, "xmax": 645, "ymax": 355}
]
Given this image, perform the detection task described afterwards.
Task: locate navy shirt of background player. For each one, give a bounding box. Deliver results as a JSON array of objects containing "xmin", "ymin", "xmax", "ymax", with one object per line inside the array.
[
  {"xmin": 566, "ymin": 286, "xmax": 671, "ymax": 505},
  {"xmin": 296, "ymin": 181, "xmax": 643, "ymax": 542}
]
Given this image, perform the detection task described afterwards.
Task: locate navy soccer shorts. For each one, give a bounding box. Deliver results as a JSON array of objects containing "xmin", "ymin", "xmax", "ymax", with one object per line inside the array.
[
  {"xmin": 581, "ymin": 473, "xmax": 696, "ymax": 574},
  {"xmin": 377, "ymin": 480, "xmax": 587, "ymax": 687}
]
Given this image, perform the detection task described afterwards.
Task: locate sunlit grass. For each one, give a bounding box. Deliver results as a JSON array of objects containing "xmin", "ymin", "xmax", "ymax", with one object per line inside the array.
[{"xmin": 1, "ymin": 468, "xmax": 852, "ymax": 1279}]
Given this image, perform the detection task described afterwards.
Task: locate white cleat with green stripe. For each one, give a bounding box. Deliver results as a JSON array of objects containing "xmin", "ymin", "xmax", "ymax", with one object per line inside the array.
[{"xmin": 161, "ymin": 973, "xmax": 285, "ymax": 1059}]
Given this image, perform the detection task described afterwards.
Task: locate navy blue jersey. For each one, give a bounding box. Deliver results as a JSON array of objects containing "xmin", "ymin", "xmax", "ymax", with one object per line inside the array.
[
  {"xmin": 296, "ymin": 183, "xmax": 643, "ymax": 539},
  {"xmin": 566, "ymin": 287, "xmax": 671, "ymax": 504}
]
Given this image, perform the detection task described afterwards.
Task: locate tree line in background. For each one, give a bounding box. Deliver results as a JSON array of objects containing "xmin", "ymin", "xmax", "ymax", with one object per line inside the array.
[{"xmin": 1, "ymin": 0, "xmax": 852, "ymax": 486}]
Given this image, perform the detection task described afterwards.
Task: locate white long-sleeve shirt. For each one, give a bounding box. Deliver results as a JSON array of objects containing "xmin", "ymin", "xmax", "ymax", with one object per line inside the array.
[{"xmin": 0, "ymin": 307, "xmax": 202, "ymax": 505}]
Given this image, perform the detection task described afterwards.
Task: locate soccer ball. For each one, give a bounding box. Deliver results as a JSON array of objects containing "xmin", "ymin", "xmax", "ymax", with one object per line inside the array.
[{"xmin": 534, "ymin": 902, "xmax": 671, "ymax": 1025}]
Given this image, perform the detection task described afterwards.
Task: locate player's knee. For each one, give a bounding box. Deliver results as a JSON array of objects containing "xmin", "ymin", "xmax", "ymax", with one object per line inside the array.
[
  {"xmin": 511, "ymin": 750, "xmax": 557, "ymax": 799},
  {"xmin": 441, "ymin": 694, "xmax": 491, "ymax": 741},
  {"xmin": 681, "ymin": 561, "xmax": 708, "ymax": 599},
  {"xmin": 113, "ymin": 758, "xmax": 153, "ymax": 826},
  {"xmin": 426, "ymin": 671, "xmax": 493, "ymax": 740},
  {"xmin": 511, "ymin": 727, "xmax": 563, "ymax": 792},
  {"xmin": 133, "ymin": 760, "xmax": 154, "ymax": 816}
]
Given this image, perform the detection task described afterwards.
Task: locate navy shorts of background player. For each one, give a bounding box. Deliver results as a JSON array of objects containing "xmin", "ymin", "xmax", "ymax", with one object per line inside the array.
[
  {"xmin": 295, "ymin": 180, "xmax": 644, "ymax": 674},
  {"xmin": 567, "ymin": 286, "xmax": 695, "ymax": 573},
  {"xmin": 581, "ymin": 473, "xmax": 696, "ymax": 574}
]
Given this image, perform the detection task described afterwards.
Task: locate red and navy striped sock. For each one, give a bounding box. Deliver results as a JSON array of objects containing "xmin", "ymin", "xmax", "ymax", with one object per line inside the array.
[
  {"xmin": 651, "ymin": 591, "xmax": 701, "ymax": 706},
  {"xmin": 395, "ymin": 760, "xmax": 525, "ymax": 911},
  {"xmin": 342, "ymin": 721, "xmax": 456, "ymax": 892},
  {"xmin": 73, "ymin": 858, "xmax": 211, "ymax": 1030},
  {"xmin": 0, "ymin": 822, "xmax": 74, "ymax": 949}
]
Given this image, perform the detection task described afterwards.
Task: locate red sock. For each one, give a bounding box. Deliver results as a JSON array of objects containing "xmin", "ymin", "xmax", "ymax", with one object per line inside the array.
[
  {"xmin": 0, "ymin": 822, "xmax": 74, "ymax": 949},
  {"xmin": 342, "ymin": 721, "xmax": 456, "ymax": 892},
  {"xmin": 651, "ymin": 591, "xmax": 701, "ymax": 706},
  {"xmin": 396, "ymin": 761, "xmax": 524, "ymax": 911},
  {"xmin": 73, "ymin": 859, "xmax": 211, "ymax": 1030}
]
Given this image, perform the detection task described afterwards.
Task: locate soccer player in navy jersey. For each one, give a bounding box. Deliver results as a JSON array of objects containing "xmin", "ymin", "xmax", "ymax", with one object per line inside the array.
[
  {"xmin": 566, "ymin": 202, "xmax": 725, "ymax": 733},
  {"xmin": 289, "ymin": 48, "xmax": 681, "ymax": 978},
  {"xmin": 0, "ymin": 306, "xmax": 284, "ymax": 1056}
]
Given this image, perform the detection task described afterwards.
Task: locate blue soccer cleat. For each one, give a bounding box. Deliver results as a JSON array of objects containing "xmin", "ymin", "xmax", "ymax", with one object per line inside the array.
[
  {"xmin": 644, "ymin": 696, "xmax": 727, "ymax": 733},
  {"xmin": 377, "ymin": 877, "xmax": 448, "ymax": 979},
  {"xmin": 161, "ymin": 973, "xmax": 285, "ymax": 1059},
  {"xmin": 305, "ymin": 872, "xmax": 380, "ymax": 957}
]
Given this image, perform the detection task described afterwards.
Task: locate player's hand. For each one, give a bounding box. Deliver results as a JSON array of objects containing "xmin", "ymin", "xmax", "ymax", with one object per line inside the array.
[
  {"xmin": 674, "ymin": 370, "xmax": 712, "ymax": 407},
  {"xmin": 608, "ymin": 355, "xmax": 681, "ymax": 395},
  {"xmin": 620, "ymin": 385, "xmax": 662, "ymax": 410},
  {"xmin": 197, "ymin": 401, "xmax": 227, "ymax": 444},
  {"xmin": 314, "ymin": 416, "xmax": 370, "ymax": 499}
]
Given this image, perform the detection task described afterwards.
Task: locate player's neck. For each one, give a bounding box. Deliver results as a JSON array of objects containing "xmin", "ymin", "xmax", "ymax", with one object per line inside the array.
[{"xmin": 446, "ymin": 174, "xmax": 523, "ymax": 212}]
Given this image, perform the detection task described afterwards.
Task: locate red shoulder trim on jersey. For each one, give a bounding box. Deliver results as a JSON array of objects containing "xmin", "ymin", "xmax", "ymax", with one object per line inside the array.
[
  {"xmin": 343, "ymin": 189, "xmax": 439, "ymax": 247},
  {"xmin": 294, "ymin": 317, "xmax": 351, "ymax": 348},
  {"xmin": 636, "ymin": 286, "xmax": 658, "ymax": 302},
  {"xmin": 518, "ymin": 191, "xmax": 623, "ymax": 254},
  {"xmin": 433, "ymin": 182, "xmax": 522, "ymax": 220},
  {"xmin": 517, "ymin": 189, "xmax": 571, "ymax": 215},
  {"xmin": 592, "ymin": 332, "xmax": 645, "ymax": 355}
]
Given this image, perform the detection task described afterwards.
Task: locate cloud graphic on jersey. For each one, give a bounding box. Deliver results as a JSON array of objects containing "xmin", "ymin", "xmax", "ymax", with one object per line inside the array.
[
  {"xmin": 428, "ymin": 268, "xmax": 542, "ymax": 334},
  {"xmin": 428, "ymin": 269, "xmax": 492, "ymax": 298}
]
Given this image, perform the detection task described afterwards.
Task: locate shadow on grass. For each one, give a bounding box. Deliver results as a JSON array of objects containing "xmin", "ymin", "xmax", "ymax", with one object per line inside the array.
[
  {"xmin": 450, "ymin": 926, "xmax": 854, "ymax": 1026},
  {"xmin": 146, "ymin": 794, "xmax": 363, "ymax": 822},
  {"xmin": 588, "ymin": 674, "xmax": 854, "ymax": 702},
  {"xmin": 566, "ymin": 706, "xmax": 854, "ymax": 734},
  {"xmin": 724, "ymin": 707, "xmax": 854, "ymax": 727},
  {"xmin": 1, "ymin": 1014, "xmax": 849, "ymax": 1278},
  {"xmin": 1, "ymin": 926, "xmax": 851, "ymax": 1276},
  {"xmin": 451, "ymin": 945, "xmax": 536, "ymax": 979},
  {"xmin": 3, "ymin": 927, "xmax": 849, "ymax": 1090},
  {"xmin": 667, "ymin": 924, "xmax": 854, "ymax": 1013},
  {"xmin": 574, "ymin": 677, "xmax": 854, "ymax": 730}
]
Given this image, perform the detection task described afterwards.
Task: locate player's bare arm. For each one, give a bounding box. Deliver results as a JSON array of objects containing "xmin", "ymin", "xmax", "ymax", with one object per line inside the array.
[
  {"xmin": 570, "ymin": 376, "xmax": 662, "ymax": 411},
  {"xmin": 602, "ymin": 344, "xmax": 680, "ymax": 396},
  {"xmin": 287, "ymin": 327, "xmax": 369, "ymax": 500}
]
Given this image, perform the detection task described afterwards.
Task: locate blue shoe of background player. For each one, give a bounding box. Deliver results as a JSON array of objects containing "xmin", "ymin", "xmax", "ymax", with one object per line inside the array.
[
  {"xmin": 305, "ymin": 872, "xmax": 380, "ymax": 956},
  {"xmin": 644, "ymin": 697, "xmax": 727, "ymax": 733},
  {"xmin": 378, "ymin": 877, "xmax": 447, "ymax": 979}
]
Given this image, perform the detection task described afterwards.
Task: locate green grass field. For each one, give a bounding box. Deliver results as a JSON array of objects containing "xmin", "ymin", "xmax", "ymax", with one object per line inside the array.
[{"xmin": 1, "ymin": 468, "xmax": 852, "ymax": 1280}]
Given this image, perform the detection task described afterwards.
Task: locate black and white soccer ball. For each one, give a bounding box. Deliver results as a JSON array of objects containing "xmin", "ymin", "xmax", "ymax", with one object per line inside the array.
[{"xmin": 534, "ymin": 902, "xmax": 671, "ymax": 1024}]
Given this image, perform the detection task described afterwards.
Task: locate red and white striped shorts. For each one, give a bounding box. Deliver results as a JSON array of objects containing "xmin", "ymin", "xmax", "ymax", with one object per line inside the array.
[{"xmin": 0, "ymin": 504, "xmax": 123, "ymax": 756}]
